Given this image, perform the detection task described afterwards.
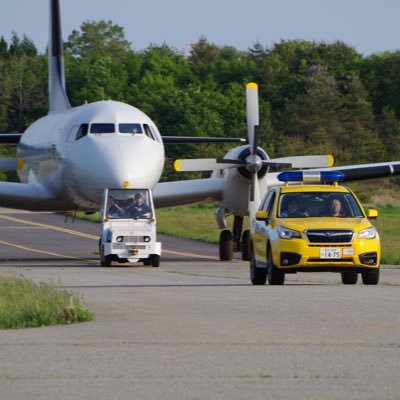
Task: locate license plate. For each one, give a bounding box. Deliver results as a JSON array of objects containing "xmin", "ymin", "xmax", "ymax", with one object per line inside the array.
[{"xmin": 320, "ymin": 248, "xmax": 340, "ymax": 259}]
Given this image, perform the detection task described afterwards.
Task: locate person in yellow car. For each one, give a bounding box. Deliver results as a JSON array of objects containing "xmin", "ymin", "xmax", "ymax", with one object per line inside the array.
[
  {"xmin": 250, "ymin": 171, "xmax": 380, "ymax": 286},
  {"xmin": 328, "ymin": 197, "xmax": 344, "ymax": 217}
]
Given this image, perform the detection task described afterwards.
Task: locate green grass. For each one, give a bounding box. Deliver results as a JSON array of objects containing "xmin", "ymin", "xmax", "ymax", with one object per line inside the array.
[
  {"xmin": 77, "ymin": 203, "xmax": 400, "ymax": 264},
  {"xmin": 373, "ymin": 205, "xmax": 400, "ymax": 265},
  {"xmin": 0, "ymin": 276, "xmax": 93, "ymax": 329}
]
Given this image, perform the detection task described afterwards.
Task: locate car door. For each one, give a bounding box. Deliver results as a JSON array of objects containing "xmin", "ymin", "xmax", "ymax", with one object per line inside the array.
[{"xmin": 254, "ymin": 190, "xmax": 277, "ymax": 264}]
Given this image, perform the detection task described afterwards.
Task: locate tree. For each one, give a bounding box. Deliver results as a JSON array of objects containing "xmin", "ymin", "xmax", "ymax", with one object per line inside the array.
[
  {"xmin": 0, "ymin": 36, "xmax": 8, "ymax": 59},
  {"xmin": 9, "ymin": 33, "xmax": 37, "ymax": 58},
  {"xmin": 65, "ymin": 20, "xmax": 131, "ymax": 59}
]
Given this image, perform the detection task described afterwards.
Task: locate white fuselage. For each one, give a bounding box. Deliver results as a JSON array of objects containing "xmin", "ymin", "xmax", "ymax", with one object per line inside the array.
[{"xmin": 17, "ymin": 100, "xmax": 165, "ymax": 211}]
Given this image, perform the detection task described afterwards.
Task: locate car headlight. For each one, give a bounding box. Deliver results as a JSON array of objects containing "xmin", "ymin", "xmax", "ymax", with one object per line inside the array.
[
  {"xmin": 116, "ymin": 236, "xmax": 124, "ymax": 242},
  {"xmin": 278, "ymin": 226, "xmax": 301, "ymax": 239},
  {"xmin": 358, "ymin": 227, "xmax": 376, "ymax": 239},
  {"xmin": 144, "ymin": 236, "xmax": 151, "ymax": 243}
]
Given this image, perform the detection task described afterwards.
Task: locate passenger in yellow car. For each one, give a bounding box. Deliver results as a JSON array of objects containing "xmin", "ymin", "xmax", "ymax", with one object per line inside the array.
[{"xmin": 328, "ymin": 197, "xmax": 344, "ymax": 217}]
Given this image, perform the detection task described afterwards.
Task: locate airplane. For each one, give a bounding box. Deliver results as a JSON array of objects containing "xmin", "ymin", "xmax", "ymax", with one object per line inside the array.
[
  {"xmin": 0, "ymin": 0, "xmax": 244, "ymax": 212},
  {"xmin": 2, "ymin": 0, "xmax": 400, "ymax": 265}
]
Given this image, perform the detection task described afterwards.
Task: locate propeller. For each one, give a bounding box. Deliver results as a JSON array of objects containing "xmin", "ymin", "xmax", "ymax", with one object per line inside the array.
[{"xmin": 173, "ymin": 82, "xmax": 335, "ymax": 218}]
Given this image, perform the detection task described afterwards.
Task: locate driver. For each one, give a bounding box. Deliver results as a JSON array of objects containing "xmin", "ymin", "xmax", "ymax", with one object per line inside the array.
[
  {"xmin": 127, "ymin": 193, "xmax": 151, "ymax": 218},
  {"xmin": 107, "ymin": 196, "xmax": 125, "ymax": 218},
  {"xmin": 281, "ymin": 197, "xmax": 307, "ymax": 217}
]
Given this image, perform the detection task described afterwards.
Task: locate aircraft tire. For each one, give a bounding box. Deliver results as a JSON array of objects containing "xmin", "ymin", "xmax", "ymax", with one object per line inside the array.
[
  {"xmin": 219, "ymin": 229, "xmax": 233, "ymax": 261},
  {"xmin": 241, "ymin": 229, "xmax": 251, "ymax": 261},
  {"xmin": 341, "ymin": 272, "xmax": 358, "ymax": 284},
  {"xmin": 362, "ymin": 268, "xmax": 379, "ymax": 285}
]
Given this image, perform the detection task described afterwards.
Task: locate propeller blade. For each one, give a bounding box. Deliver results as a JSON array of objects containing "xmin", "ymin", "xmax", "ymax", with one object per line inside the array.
[
  {"xmin": 265, "ymin": 155, "xmax": 335, "ymax": 169},
  {"xmin": 261, "ymin": 161, "xmax": 292, "ymax": 168},
  {"xmin": 249, "ymin": 174, "xmax": 261, "ymax": 225},
  {"xmin": 252, "ymin": 125, "xmax": 259, "ymax": 156},
  {"xmin": 250, "ymin": 172, "xmax": 256, "ymax": 202},
  {"xmin": 215, "ymin": 158, "xmax": 246, "ymax": 165},
  {"xmin": 174, "ymin": 158, "xmax": 243, "ymax": 172},
  {"xmin": 246, "ymin": 82, "xmax": 259, "ymax": 150}
]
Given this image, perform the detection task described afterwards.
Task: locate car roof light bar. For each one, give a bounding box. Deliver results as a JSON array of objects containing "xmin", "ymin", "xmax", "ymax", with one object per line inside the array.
[{"xmin": 277, "ymin": 171, "xmax": 345, "ymax": 183}]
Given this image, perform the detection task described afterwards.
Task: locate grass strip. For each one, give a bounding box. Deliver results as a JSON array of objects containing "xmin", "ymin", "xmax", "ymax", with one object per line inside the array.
[{"xmin": 0, "ymin": 276, "xmax": 93, "ymax": 329}]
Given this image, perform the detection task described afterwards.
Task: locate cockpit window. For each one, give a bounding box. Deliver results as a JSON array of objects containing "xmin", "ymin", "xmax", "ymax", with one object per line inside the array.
[
  {"xmin": 143, "ymin": 124, "xmax": 155, "ymax": 140},
  {"xmin": 90, "ymin": 123, "xmax": 115, "ymax": 134},
  {"xmin": 76, "ymin": 124, "xmax": 88, "ymax": 140},
  {"xmin": 119, "ymin": 123, "xmax": 143, "ymax": 134}
]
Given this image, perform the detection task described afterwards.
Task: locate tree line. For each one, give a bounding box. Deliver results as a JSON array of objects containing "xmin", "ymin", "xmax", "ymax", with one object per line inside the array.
[{"xmin": 1, "ymin": 21, "xmax": 400, "ymax": 182}]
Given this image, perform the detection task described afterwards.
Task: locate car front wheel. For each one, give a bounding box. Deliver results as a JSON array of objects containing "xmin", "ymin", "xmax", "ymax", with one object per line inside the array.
[
  {"xmin": 362, "ymin": 268, "xmax": 379, "ymax": 285},
  {"xmin": 341, "ymin": 271, "xmax": 358, "ymax": 285},
  {"xmin": 250, "ymin": 248, "xmax": 267, "ymax": 285},
  {"xmin": 267, "ymin": 247, "xmax": 285, "ymax": 285}
]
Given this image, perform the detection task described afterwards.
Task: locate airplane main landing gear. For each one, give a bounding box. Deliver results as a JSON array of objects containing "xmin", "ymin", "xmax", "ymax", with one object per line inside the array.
[
  {"xmin": 218, "ymin": 216, "xmax": 250, "ymax": 261},
  {"xmin": 219, "ymin": 229, "xmax": 233, "ymax": 261}
]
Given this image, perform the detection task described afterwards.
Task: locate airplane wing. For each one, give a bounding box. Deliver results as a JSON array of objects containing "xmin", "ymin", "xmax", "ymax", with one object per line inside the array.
[
  {"xmin": 153, "ymin": 178, "xmax": 224, "ymax": 208},
  {"xmin": 162, "ymin": 136, "xmax": 245, "ymax": 144},
  {"xmin": 0, "ymin": 181, "xmax": 59, "ymax": 211},
  {"xmin": 325, "ymin": 161, "xmax": 400, "ymax": 181},
  {"xmin": 266, "ymin": 160, "xmax": 400, "ymax": 186},
  {"xmin": 0, "ymin": 134, "xmax": 22, "ymax": 144}
]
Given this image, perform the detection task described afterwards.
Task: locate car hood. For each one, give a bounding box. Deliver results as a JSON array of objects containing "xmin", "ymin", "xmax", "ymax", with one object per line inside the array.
[{"xmin": 278, "ymin": 217, "xmax": 372, "ymax": 232}]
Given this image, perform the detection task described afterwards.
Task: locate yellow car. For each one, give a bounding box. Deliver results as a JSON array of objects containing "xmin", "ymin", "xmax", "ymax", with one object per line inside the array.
[{"xmin": 250, "ymin": 171, "xmax": 380, "ymax": 285}]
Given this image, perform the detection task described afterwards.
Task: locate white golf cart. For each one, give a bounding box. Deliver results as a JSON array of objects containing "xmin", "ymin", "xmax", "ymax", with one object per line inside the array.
[{"xmin": 99, "ymin": 188, "xmax": 161, "ymax": 267}]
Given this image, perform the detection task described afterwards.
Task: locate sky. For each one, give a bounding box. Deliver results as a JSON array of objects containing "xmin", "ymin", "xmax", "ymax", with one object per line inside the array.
[{"xmin": 0, "ymin": 0, "xmax": 399, "ymax": 56}]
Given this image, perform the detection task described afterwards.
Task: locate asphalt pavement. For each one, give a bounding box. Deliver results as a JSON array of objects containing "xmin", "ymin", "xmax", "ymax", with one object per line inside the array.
[{"xmin": 1, "ymin": 209, "xmax": 400, "ymax": 400}]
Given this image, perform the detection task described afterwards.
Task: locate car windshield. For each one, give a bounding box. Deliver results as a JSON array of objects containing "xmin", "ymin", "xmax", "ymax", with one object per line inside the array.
[
  {"xmin": 105, "ymin": 189, "xmax": 153, "ymax": 220},
  {"xmin": 278, "ymin": 192, "xmax": 364, "ymax": 218}
]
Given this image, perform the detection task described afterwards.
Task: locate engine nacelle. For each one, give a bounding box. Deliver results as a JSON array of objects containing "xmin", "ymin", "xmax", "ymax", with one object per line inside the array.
[{"xmin": 211, "ymin": 145, "xmax": 269, "ymax": 217}]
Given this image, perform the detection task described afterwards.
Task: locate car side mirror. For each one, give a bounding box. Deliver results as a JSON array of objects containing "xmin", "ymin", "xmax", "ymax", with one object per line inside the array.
[
  {"xmin": 256, "ymin": 210, "xmax": 269, "ymax": 221},
  {"xmin": 367, "ymin": 209, "xmax": 378, "ymax": 219}
]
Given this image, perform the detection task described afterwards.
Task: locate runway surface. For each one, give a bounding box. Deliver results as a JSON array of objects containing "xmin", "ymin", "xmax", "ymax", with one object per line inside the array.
[{"xmin": 1, "ymin": 209, "xmax": 400, "ymax": 400}]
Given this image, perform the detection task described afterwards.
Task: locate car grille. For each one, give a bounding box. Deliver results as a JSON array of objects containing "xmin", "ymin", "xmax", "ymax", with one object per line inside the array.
[{"xmin": 305, "ymin": 229, "xmax": 354, "ymax": 244}]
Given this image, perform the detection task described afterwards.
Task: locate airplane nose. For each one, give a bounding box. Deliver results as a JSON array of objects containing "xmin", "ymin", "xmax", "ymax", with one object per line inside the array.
[{"xmin": 67, "ymin": 135, "xmax": 164, "ymax": 203}]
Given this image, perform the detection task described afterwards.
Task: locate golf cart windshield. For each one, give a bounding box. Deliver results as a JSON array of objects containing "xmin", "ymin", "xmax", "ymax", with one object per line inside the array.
[{"xmin": 105, "ymin": 189, "xmax": 153, "ymax": 220}]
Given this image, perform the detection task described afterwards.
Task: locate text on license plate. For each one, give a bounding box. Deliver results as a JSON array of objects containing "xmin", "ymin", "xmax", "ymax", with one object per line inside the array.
[{"xmin": 320, "ymin": 248, "xmax": 341, "ymax": 259}]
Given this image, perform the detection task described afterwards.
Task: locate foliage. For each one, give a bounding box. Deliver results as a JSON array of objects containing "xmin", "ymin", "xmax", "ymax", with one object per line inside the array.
[
  {"xmin": 0, "ymin": 276, "xmax": 93, "ymax": 329},
  {"xmin": 1, "ymin": 27, "xmax": 400, "ymax": 179}
]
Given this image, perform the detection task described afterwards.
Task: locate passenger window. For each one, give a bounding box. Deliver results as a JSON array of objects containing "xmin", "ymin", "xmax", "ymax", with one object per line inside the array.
[
  {"xmin": 143, "ymin": 124, "xmax": 155, "ymax": 140},
  {"xmin": 267, "ymin": 192, "xmax": 277, "ymax": 216},
  {"xmin": 90, "ymin": 123, "xmax": 115, "ymax": 134},
  {"xmin": 119, "ymin": 123, "xmax": 143, "ymax": 134},
  {"xmin": 76, "ymin": 124, "xmax": 88, "ymax": 140}
]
